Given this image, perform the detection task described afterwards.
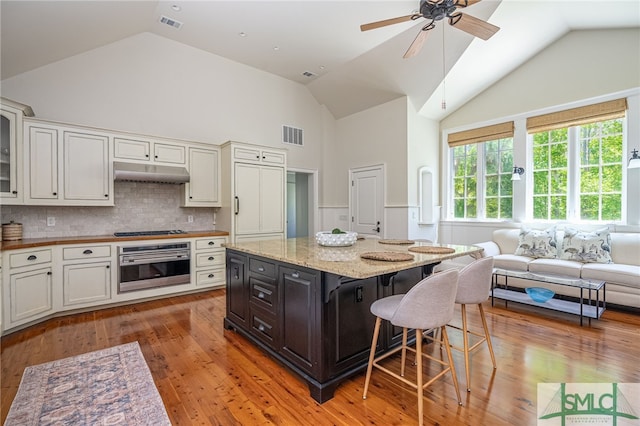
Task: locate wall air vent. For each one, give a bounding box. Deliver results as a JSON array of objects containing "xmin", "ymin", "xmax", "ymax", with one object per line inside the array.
[
  {"xmin": 159, "ymin": 15, "xmax": 183, "ymax": 29},
  {"xmin": 283, "ymin": 125, "xmax": 304, "ymax": 146}
]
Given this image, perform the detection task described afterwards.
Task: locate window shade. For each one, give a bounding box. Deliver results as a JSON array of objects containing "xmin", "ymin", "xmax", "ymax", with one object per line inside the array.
[
  {"xmin": 526, "ymin": 98, "xmax": 627, "ymax": 133},
  {"xmin": 447, "ymin": 121, "xmax": 514, "ymax": 148}
]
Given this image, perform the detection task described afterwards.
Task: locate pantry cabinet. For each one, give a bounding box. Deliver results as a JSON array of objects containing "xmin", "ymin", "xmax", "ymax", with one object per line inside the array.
[
  {"xmin": 23, "ymin": 120, "xmax": 112, "ymax": 206},
  {"xmin": 219, "ymin": 141, "xmax": 287, "ymax": 243}
]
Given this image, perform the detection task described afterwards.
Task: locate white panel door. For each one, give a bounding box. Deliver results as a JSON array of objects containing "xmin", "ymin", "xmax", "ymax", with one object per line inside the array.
[
  {"xmin": 260, "ymin": 165, "xmax": 285, "ymax": 233},
  {"xmin": 235, "ymin": 163, "xmax": 262, "ymax": 235},
  {"xmin": 63, "ymin": 131, "xmax": 110, "ymax": 202},
  {"xmin": 350, "ymin": 166, "xmax": 384, "ymax": 237}
]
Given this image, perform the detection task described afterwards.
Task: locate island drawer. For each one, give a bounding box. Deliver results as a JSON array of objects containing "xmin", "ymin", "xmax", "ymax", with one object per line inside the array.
[
  {"xmin": 250, "ymin": 307, "xmax": 278, "ymax": 348},
  {"xmin": 249, "ymin": 258, "xmax": 276, "ymax": 278},
  {"xmin": 250, "ymin": 279, "xmax": 277, "ymax": 313}
]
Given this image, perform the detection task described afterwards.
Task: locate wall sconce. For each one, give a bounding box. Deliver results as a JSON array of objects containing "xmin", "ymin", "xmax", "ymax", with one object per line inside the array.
[
  {"xmin": 511, "ymin": 166, "xmax": 525, "ymax": 181},
  {"xmin": 628, "ymin": 149, "xmax": 640, "ymax": 169}
]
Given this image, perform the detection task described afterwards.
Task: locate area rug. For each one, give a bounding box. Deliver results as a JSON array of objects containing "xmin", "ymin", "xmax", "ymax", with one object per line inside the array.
[{"xmin": 5, "ymin": 341, "xmax": 171, "ymax": 426}]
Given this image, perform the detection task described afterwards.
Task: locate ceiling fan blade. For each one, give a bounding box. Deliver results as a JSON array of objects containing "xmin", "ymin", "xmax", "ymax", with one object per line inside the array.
[
  {"xmin": 452, "ymin": 13, "xmax": 499, "ymax": 40},
  {"xmin": 403, "ymin": 29, "xmax": 430, "ymax": 59},
  {"xmin": 360, "ymin": 14, "xmax": 419, "ymax": 32}
]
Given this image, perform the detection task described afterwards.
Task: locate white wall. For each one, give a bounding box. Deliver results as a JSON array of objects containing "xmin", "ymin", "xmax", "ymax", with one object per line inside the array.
[{"xmin": 0, "ymin": 32, "xmax": 325, "ymax": 173}]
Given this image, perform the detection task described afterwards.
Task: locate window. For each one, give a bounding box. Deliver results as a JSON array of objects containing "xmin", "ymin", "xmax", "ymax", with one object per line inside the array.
[
  {"xmin": 451, "ymin": 138, "xmax": 513, "ymax": 220},
  {"xmin": 531, "ymin": 119, "xmax": 623, "ymax": 221}
]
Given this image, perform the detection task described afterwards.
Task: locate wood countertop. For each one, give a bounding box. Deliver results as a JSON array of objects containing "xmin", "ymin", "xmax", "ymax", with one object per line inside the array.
[
  {"xmin": 0, "ymin": 230, "xmax": 229, "ymax": 251},
  {"xmin": 224, "ymin": 237, "xmax": 482, "ymax": 279}
]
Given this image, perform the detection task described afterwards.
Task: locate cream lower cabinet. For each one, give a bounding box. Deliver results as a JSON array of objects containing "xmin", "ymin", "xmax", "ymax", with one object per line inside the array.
[
  {"xmin": 193, "ymin": 237, "xmax": 227, "ymax": 287},
  {"xmin": 3, "ymin": 248, "xmax": 54, "ymax": 330},
  {"xmin": 23, "ymin": 120, "xmax": 112, "ymax": 206},
  {"xmin": 62, "ymin": 244, "xmax": 114, "ymax": 309}
]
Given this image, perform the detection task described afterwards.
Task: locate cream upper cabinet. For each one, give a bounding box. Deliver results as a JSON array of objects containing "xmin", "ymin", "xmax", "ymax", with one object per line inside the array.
[
  {"xmin": 0, "ymin": 101, "xmax": 26, "ymax": 204},
  {"xmin": 26, "ymin": 126, "xmax": 59, "ymax": 201},
  {"xmin": 182, "ymin": 146, "xmax": 220, "ymax": 207},
  {"xmin": 114, "ymin": 137, "xmax": 186, "ymax": 165},
  {"xmin": 23, "ymin": 120, "xmax": 112, "ymax": 206},
  {"xmin": 219, "ymin": 141, "xmax": 287, "ymax": 243}
]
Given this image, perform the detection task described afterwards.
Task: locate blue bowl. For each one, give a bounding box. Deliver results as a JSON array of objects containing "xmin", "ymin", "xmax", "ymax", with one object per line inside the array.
[{"xmin": 526, "ymin": 287, "xmax": 555, "ymax": 303}]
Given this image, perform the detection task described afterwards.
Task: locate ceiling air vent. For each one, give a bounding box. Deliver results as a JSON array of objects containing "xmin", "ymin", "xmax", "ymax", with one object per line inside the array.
[
  {"xmin": 302, "ymin": 71, "xmax": 317, "ymax": 78},
  {"xmin": 159, "ymin": 15, "xmax": 183, "ymax": 29},
  {"xmin": 283, "ymin": 125, "xmax": 303, "ymax": 146}
]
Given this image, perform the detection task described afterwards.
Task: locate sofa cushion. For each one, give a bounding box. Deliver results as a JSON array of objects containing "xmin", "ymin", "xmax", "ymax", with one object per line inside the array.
[
  {"xmin": 559, "ymin": 227, "xmax": 612, "ymax": 263},
  {"xmin": 581, "ymin": 263, "xmax": 640, "ymax": 288},
  {"xmin": 609, "ymin": 233, "xmax": 640, "ymax": 266},
  {"xmin": 493, "ymin": 229, "xmax": 521, "ymax": 254},
  {"xmin": 493, "ymin": 254, "xmax": 532, "ymax": 271},
  {"xmin": 514, "ymin": 226, "xmax": 558, "ymax": 258},
  {"xmin": 528, "ymin": 259, "xmax": 583, "ymax": 278}
]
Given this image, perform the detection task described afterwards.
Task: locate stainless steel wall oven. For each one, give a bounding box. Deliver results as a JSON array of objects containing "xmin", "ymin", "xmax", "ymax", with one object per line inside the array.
[{"xmin": 118, "ymin": 242, "xmax": 190, "ymax": 293}]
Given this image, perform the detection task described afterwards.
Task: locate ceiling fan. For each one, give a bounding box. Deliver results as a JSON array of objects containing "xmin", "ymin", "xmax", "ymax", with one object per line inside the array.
[{"xmin": 360, "ymin": 0, "xmax": 500, "ymax": 58}]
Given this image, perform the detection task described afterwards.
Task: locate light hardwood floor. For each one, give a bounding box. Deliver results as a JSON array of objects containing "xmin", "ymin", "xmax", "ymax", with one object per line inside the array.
[{"xmin": 2, "ymin": 289, "xmax": 639, "ymax": 425}]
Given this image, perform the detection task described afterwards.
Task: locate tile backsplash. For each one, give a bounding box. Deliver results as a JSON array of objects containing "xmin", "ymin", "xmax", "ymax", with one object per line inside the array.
[{"xmin": 1, "ymin": 182, "xmax": 218, "ymax": 239}]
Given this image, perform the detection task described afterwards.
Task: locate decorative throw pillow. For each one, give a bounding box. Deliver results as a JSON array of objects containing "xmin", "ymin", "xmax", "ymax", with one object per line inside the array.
[
  {"xmin": 514, "ymin": 226, "xmax": 558, "ymax": 258},
  {"xmin": 559, "ymin": 227, "xmax": 612, "ymax": 263}
]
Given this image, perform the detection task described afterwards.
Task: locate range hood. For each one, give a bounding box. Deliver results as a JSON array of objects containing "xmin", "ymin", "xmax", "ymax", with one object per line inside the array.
[{"xmin": 113, "ymin": 161, "xmax": 190, "ymax": 184}]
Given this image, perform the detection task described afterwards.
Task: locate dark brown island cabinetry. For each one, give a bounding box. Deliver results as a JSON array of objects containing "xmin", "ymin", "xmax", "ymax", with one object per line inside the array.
[{"xmin": 224, "ymin": 249, "xmax": 435, "ymax": 403}]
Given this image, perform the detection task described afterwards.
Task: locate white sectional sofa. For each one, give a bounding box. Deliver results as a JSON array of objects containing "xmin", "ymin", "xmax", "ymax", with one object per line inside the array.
[{"xmin": 474, "ymin": 228, "xmax": 640, "ymax": 310}]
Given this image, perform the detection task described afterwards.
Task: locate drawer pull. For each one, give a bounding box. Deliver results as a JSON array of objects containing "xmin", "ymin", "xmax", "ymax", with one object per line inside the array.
[
  {"xmin": 258, "ymin": 291, "xmax": 265, "ymax": 299},
  {"xmin": 258, "ymin": 266, "xmax": 265, "ymax": 272},
  {"xmin": 27, "ymin": 255, "xmax": 37, "ymax": 261},
  {"xmin": 47, "ymin": 271, "xmax": 52, "ymax": 275},
  {"xmin": 292, "ymin": 272, "xmax": 300, "ymax": 279},
  {"xmin": 208, "ymin": 241, "xmax": 215, "ymax": 246},
  {"xmin": 208, "ymin": 256, "xmax": 215, "ymax": 261},
  {"xmin": 83, "ymin": 249, "xmax": 93, "ymax": 255}
]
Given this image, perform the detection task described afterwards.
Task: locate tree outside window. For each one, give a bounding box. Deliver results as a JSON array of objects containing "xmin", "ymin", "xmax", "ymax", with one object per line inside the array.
[{"xmin": 531, "ymin": 118, "xmax": 623, "ymax": 221}]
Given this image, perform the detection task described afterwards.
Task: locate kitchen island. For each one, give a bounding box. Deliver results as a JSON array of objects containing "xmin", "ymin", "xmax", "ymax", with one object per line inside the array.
[{"xmin": 224, "ymin": 237, "xmax": 481, "ymax": 403}]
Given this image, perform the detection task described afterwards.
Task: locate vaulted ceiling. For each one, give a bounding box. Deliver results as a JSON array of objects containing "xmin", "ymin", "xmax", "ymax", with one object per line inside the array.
[{"xmin": 2, "ymin": 1, "xmax": 639, "ymax": 120}]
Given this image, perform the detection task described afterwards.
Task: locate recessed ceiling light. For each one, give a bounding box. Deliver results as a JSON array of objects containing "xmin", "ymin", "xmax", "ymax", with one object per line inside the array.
[
  {"xmin": 273, "ymin": 46, "xmax": 280, "ymax": 51},
  {"xmin": 319, "ymin": 65, "xmax": 325, "ymax": 70},
  {"xmin": 239, "ymin": 32, "xmax": 247, "ymax": 37},
  {"xmin": 171, "ymin": 5, "xmax": 181, "ymax": 12}
]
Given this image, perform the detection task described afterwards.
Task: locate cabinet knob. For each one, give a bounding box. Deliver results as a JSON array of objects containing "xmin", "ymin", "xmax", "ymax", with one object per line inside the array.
[
  {"xmin": 47, "ymin": 271, "xmax": 52, "ymax": 275},
  {"xmin": 12, "ymin": 191, "xmax": 17, "ymax": 194},
  {"xmin": 189, "ymin": 196, "xmax": 193, "ymax": 199},
  {"xmin": 106, "ymin": 265, "xmax": 110, "ymax": 269},
  {"xmin": 145, "ymin": 154, "xmax": 149, "ymax": 158},
  {"xmin": 52, "ymin": 192, "xmax": 57, "ymax": 196},
  {"xmin": 155, "ymin": 155, "xmax": 158, "ymax": 158},
  {"xmin": 104, "ymin": 194, "xmax": 108, "ymax": 197},
  {"xmin": 208, "ymin": 256, "xmax": 214, "ymax": 261},
  {"xmin": 83, "ymin": 249, "xmax": 93, "ymax": 255},
  {"xmin": 27, "ymin": 255, "xmax": 37, "ymax": 261},
  {"xmin": 208, "ymin": 273, "xmax": 214, "ymax": 278}
]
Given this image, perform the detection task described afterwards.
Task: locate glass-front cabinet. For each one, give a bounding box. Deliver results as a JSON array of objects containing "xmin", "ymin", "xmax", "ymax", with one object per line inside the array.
[{"xmin": 0, "ymin": 99, "xmax": 29, "ymax": 204}]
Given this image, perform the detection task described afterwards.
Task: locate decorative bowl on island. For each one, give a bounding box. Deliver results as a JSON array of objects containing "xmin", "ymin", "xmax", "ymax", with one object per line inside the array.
[
  {"xmin": 315, "ymin": 230, "xmax": 358, "ymax": 247},
  {"xmin": 525, "ymin": 287, "xmax": 555, "ymax": 303}
]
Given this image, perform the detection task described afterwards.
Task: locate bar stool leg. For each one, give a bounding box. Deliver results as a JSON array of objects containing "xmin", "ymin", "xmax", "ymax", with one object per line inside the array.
[
  {"xmin": 441, "ymin": 326, "xmax": 462, "ymax": 405},
  {"xmin": 415, "ymin": 328, "xmax": 424, "ymax": 426},
  {"xmin": 461, "ymin": 303, "xmax": 471, "ymax": 392},
  {"xmin": 478, "ymin": 303, "xmax": 497, "ymax": 369},
  {"xmin": 363, "ymin": 317, "xmax": 382, "ymax": 400},
  {"xmin": 400, "ymin": 327, "xmax": 408, "ymax": 377}
]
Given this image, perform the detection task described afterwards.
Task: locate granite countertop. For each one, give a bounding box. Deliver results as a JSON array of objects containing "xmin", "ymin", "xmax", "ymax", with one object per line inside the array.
[
  {"xmin": 0, "ymin": 230, "xmax": 230, "ymax": 251},
  {"xmin": 224, "ymin": 237, "xmax": 482, "ymax": 279}
]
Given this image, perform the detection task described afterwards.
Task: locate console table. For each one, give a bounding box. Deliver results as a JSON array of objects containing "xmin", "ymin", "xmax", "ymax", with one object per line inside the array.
[{"xmin": 492, "ymin": 268, "xmax": 606, "ymax": 326}]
